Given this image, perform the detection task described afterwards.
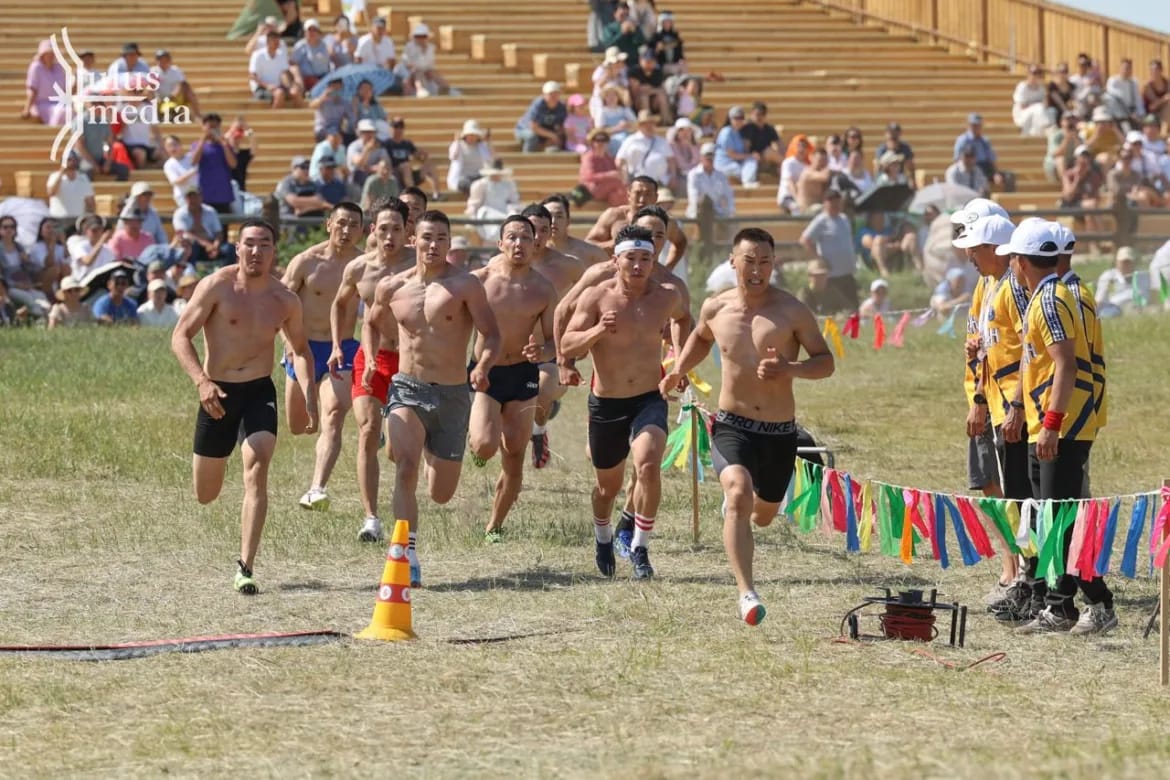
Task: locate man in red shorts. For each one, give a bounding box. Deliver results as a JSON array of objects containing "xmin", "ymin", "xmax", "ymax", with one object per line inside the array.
[{"xmin": 330, "ymin": 198, "xmax": 411, "ymax": 541}]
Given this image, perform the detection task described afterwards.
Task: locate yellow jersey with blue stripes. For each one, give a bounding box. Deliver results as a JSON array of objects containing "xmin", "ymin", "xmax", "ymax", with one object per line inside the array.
[
  {"xmin": 1021, "ymin": 275, "xmax": 1098, "ymax": 442},
  {"xmin": 964, "ymin": 275, "xmax": 988, "ymax": 407},
  {"xmin": 1062, "ymin": 270, "xmax": 1107, "ymax": 429},
  {"xmin": 984, "ymin": 272, "xmax": 1029, "ymax": 427}
]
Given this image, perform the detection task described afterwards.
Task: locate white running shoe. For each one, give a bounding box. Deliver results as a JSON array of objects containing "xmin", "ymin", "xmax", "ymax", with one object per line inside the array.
[
  {"xmin": 299, "ymin": 487, "xmax": 330, "ymax": 511},
  {"xmin": 358, "ymin": 516, "xmax": 384, "ymax": 543},
  {"xmin": 739, "ymin": 591, "xmax": 767, "ymax": 626}
]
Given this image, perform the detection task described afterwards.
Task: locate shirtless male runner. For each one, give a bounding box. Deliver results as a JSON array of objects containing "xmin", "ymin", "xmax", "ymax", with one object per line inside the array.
[
  {"xmin": 561, "ymin": 224, "xmax": 690, "ymax": 580},
  {"xmin": 280, "ymin": 201, "xmax": 364, "ymax": 511},
  {"xmin": 661, "ymin": 227, "xmax": 834, "ymax": 624},
  {"xmin": 329, "ymin": 197, "xmax": 412, "ymax": 542},
  {"xmin": 468, "ymin": 215, "xmax": 558, "ymax": 541},
  {"xmin": 585, "ymin": 175, "xmax": 689, "ymax": 271},
  {"xmin": 518, "ymin": 202, "xmax": 584, "ymax": 470},
  {"xmin": 364, "ymin": 186, "xmax": 427, "ymax": 255},
  {"xmin": 171, "ymin": 219, "xmax": 319, "ymax": 594},
  {"xmin": 541, "ymin": 194, "xmax": 610, "ymax": 268},
  {"xmin": 361, "ymin": 209, "xmax": 501, "ymax": 586}
]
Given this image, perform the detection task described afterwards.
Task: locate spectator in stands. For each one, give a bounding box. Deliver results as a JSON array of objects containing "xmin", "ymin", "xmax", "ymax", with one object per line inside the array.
[
  {"xmin": 250, "ymin": 29, "xmax": 303, "ymax": 108},
  {"xmin": 1106, "ymin": 142, "xmax": 1157, "ymax": 208},
  {"xmin": 930, "ymin": 267, "xmax": 972, "ymax": 317},
  {"xmin": 592, "ymin": 48, "xmax": 630, "ymax": 106},
  {"xmin": 602, "ymin": 4, "xmax": 646, "ymax": 63},
  {"xmin": 362, "ymin": 158, "xmax": 401, "ymax": 210},
  {"xmin": 1013, "ymin": 64, "xmax": 1052, "ymax": 137},
  {"xmin": 174, "ymin": 187, "xmax": 235, "ymax": 265},
  {"xmin": 858, "ymin": 278, "xmax": 891, "ymax": 319},
  {"xmin": 675, "ymin": 75, "xmax": 702, "ymax": 121},
  {"xmin": 308, "ymin": 128, "xmax": 345, "ymax": 182},
  {"xmin": 47, "ymin": 153, "xmax": 96, "ymax": 220},
  {"xmin": 1047, "ymin": 62, "xmax": 1076, "ymax": 122},
  {"xmin": 224, "ymin": 116, "xmax": 256, "ymax": 191},
  {"xmin": 873, "ymin": 123, "xmax": 915, "ymax": 184},
  {"xmin": 275, "ymin": 156, "xmax": 331, "ymax": 219},
  {"xmin": 174, "ymin": 273, "xmax": 198, "ymax": 313},
  {"xmin": 0, "ymin": 278, "xmax": 31, "ymax": 327},
  {"xmin": 845, "ymin": 151, "xmax": 874, "ymax": 195},
  {"xmin": 777, "ymin": 134, "xmax": 810, "ymax": 214},
  {"xmin": 92, "ymin": 269, "xmax": 138, "ymax": 325},
  {"xmin": 383, "ymin": 117, "xmax": 442, "ymax": 200},
  {"xmin": 0, "ymin": 216, "xmax": 52, "ymax": 319},
  {"xmin": 106, "ymin": 206, "xmax": 154, "ymax": 263},
  {"xmin": 245, "ymin": 16, "xmax": 287, "ymax": 57},
  {"xmin": 1044, "ymin": 112, "xmax": 1080, "ymax": 183},
  {"xmin": 137, "ymin": 278, "xmax": 180, "ymax": 328},
  {"xmin": 152, "ymin": 50, "xmax": 202, "ymax": 122},
  {"xmin": 694, "ymin": 105, "xmax": 718, "ymax": 141},
  {"xmin": 1060, "ymin": 146, "xmax": 1103, "ymax": 215},
  {"xmin": 577, "ymin": 130, "xmax": 626, "ymax": 207},
  {"xmin": 515, "ymin": 81, "xmax": 567, "ymax": 153},
  {"xmin": 1143, "ymin": 60, "xmax": 1170, "ymax": 132},
  {"xmin": 796, "ymin": 147, "xmax": 833, "ymax": 213},
  {"xmin": 190, "ymin": 114, "xmax": 238, "ymax": 215},
  {"xmin": 1125, "ymin": 133, "xmax": 1168, "ymax": 199},
  {"xmin": 1105, "ymin": 58, "xmax": 1145, "ymax": 130},
  {"xmin": 466, "ymin": 160, "xmax": 521, "ymax": 241},
  {"xmin": 799, "ymin": 187, "xmax": 859, "ymax": 309},
  {"xmin": 629, "ymin": 46, "xmax": 672, "ymax": 125},
  {"xmin": 952, "ymin": 113, "xmax": 1013, "ymax": 191},
  {"xmin": 857, "ymin": 212, "xmax": 915, "ymax": 276},
  {"xmin": 714, "ymin": 106, "xmax": 760, "ymax": 188},
  {"xmin": 291, "ymin": 19, "xmax": 333, "ymax": 92},
  {"xmin": 649, "ymin": 11, "xmax": 686, "ymax": 76},
  {"xmin": 1071, "ymin": 53, "xmax": 1103, "ymax": 117},
  {"xmin": 844, "ymin": 126, "xmax": 864, "ymax": 157},
  {"xmin": 1084, "ymin": 105, "xmax": 1124, "ymax": 158},
  {"xmin": 616, "ymin": 109, "xmax": 675, "ymax": 187},
  {"xmin": 825, "ymin": 134, "xmax": 847, "ymax": 171},
  {"xmin": 347, "ymin": 119, "xmax": 391, "ymax": 189},
  {"xmin": 29, "ymin": 217, "xmax": 67, "ymax": 292},
  {"xmin": 48, "ymin": 276, "xmax": 94, "ymax": 329},
  {"xmin": 278, "ymin": 0, "xmax": 304, "ymax": 41},
  {"xmin": 162, "ymin": 135, "xmax": 197, "ymax": 206},
  {"xmin": 109, "ymin": 42, "xmax": 150, "ymax": 76},
  {"xmin": 1096, "ymin": 245, "xmax": 1150, "ymax": 317},
  {"xmin": 594, "ymin": 83, "xmax": 636, "ymax": 154},
  {"xmin": 67, "ymin": 215, "xmax": 115, "ymax": 279},
  {"xmin": 128, "ymin": 182, "xmax": 168, "ymax": 245},
  {"xmin": 667, "ymin": 117, "xmax": 700, "ymax": 194},
  {"xmin": 741, "ymin": 102, "xmax": 783, "ymax": 174},
  {"xmin": 1142, "ymin": 113, "xmax": 1167, "ymax": 156},
  {"xmin": 447, "ymin": 120, "xmax": 494, "ymax": 194},
  {"xmin": 946, "ymin": 144, "xmax": 990, "ymax": 196},
  {"xmin": 589, "ymin": 1, "xmax": 618, "ymax": 52},
  {"xmin": 565, "ymin": 95, "xmax": 593, "ymax": 153},
  {"xmin": 325, "ymin": 14, "xmax": 356, "ymax": 67},
  {"xmin": 21, "ymin": 40, "xmax": 66, "ymax": 126},
  {"xmin": 628, "ymin": 0, "xmax": 657, "ymax": 39},
  {"xmin": 355, "ymin": 17, "xmax": 396, "ymax": 73},
  {"xmin": 875, "ymin": 151, "xmax": 907, "ymax": 186},
  {"xmin": 351, "ymin": 80, "xmax": 387, "ymax": 140},
  {"xmin": 309, "ymin": 79, "xmax": 353, "ymax": 143},
  {"xmin": 686, "ymin": 142, "xmax": 734, "ymax": 219},
  {"xmin": 797, "ymin": 259, "xmax": 849, "ymax": 316},
  {"xmin": 314, "ymin": 159, "xmax": 351, "ymax": 206},
  {"xmin": 398, "ymin": 24, "xmax": 458, "ymax": 97}
]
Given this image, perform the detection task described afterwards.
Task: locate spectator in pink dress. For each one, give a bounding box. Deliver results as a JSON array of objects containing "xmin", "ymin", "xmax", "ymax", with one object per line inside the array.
[
  {"xmin": 578, "ymin": 128, "xmax": 627, "ymax": 206},
  {"xmin": 21, "ymin": 40, "xmax": 66, "ymax": 126},
  {"xmin": 106, "ymin": 206, "xmax": 156, "ymax": 262},
  {"xmin": 564, "ymin": 94, "xmax": 592, "ymax": 153}
]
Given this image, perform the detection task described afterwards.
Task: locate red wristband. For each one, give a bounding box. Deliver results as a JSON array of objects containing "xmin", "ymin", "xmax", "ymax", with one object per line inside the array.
[{"xmin": 1042, "ymin": 410, "xmax": 1065, "ymax": 432}]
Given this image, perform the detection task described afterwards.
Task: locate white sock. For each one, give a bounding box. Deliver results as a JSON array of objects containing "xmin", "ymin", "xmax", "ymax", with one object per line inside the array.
[
  {"xmin": 532, "ymin": 422, "xmax": 547, "ymax": 435},
  {"xmin": 632, "ymin": 514, "xmax": 655, "ymax": 550},
  {"xmin": 407, "ymin": 532, "xmax": 418, "ymax": 565},
  {"xmin": 593, "ymin": 517, "xmax": 613, "ymax": 543}
]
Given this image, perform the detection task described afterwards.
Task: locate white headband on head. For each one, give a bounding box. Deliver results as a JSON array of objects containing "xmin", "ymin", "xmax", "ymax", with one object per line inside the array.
[{"xmin": 615, "ymin": 239, "xmax": 656, "ymax": 255}]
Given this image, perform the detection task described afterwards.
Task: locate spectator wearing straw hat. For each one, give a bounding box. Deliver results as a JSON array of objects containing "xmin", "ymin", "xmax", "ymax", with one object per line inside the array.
[
  {"xmin": 685, "ymin": 142, "xmax": 734, "ymax": 219},
  {"xmin": 873, "ymin": 122, "xmax": 916, "ymax": 183},
  {"xmin": 615, "ymin": 109, "xmax": 675, "ymax": 187},
  {"xmin": 515, "ymin": 81, "xmax": 568, "ymax": 153},
  {"xmin": 448, "ymin": 120, "xmax": 494, "ymax": 193},
  {"xmin": 128, "ymin": 181, "xmax": 168, "ymax": 245},
  {"xmin": 715, "ymin": 106, "xmax": 760, "ymax": 188},
  {"xmin": 593, "ymin": 82, "xmax": 637, "ymax": 155},
  {"xmin": 47, "ymin": 276, "xmax": 94, "ymax": 328},
  {"xmin": 173, "ymin": 273, "xmax": 199, "ymax": 314},
  {"xmin": 347, "ymin": 118, "xmax": 391, "ymax": 188}
]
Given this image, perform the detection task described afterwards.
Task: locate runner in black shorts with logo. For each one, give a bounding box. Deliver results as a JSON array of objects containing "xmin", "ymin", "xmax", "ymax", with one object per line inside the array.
[{"xmin": 662, "ymin": 227, "xmax": 834, "ymax": 626}]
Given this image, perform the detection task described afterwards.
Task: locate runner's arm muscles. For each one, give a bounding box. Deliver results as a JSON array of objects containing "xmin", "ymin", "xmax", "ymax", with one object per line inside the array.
[
  {"xmin": 170, "ymin": 278, "xmax": 217, "ymax": 385},
  {"xmin": 282, "ymin": 295, "xmax": 318, "ymax": 411},
  {"xmin": 554, "ymin": 265, "xmax": 608, "ymax": 357},
  {"xmin": 789, "ymin": 304, "xmax": 836, "ymax": 379},
  {"xmin": 330, "ymin": 264, "xmax": 360, "ymax": 350},
  {"xmin": 1044, "ymin": 339, "xmax": 1076, "ymax": 414},
  {"xmin": 584, "ymin": 213, "xmax": 616, "ymax": 250},
  {"xmin": 361, "ymin": 280, "xmax": 392, "ymax": 366},
  {"xmin": 665, "ymin": 221, "xmax": 688, "ymax": 269},
  {"xmin": 466, "ymin": 277, "xmax": 502, "ymax": 372},
  {"xmin": 560, "ymin": 292, "xmax": 607, "ymax": 359}
]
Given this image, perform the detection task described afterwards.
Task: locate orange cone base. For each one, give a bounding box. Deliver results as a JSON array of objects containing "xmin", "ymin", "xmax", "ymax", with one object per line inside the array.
[{"xmin": 354, "ymin": 624, "xmax": 417, "ymax": 642}]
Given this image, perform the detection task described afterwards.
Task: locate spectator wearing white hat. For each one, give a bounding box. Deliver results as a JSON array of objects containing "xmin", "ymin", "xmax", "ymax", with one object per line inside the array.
[
  {"xmin": 290, "ymin": 19, "xmax": 333, "ymax": 91},
  {"xmin": 715, "ymin": 106, "xmax": 760, "ymax": 188},
  {"xmin": 1095, "ymin": 246, "xmax": 1151, "ymax": 317},
  {"xmin": 137, "ymin": 278, "xmax": 180, "ymax": 328},
  {"xmin": 648, "ymin": 10, "xmax": 686, "ymax": 76},
  {"xmin": 515, "ymin": 81, "xmax": 568, "ymax": 152},
  {"xmin": 128, "ymin": 181, "xmax": 168, "ymax": 245},
  {"xmin": 1082, "ymin": 105, "xmax": 1123, "ymax": 158},
  {"xmin": 667, "ymin": 117, "xmax": 700, "ymax": 193},
  {"xmin": 347, "ymin": 118, "xmax": 391, "ymax": 188},
  {"xmin": 446, "ymin": 235, "xmax": 475, "ymax": 271},
  {"xmin": 397, "ymin": 23, "xmax": 458, "ymax": 97},
  {"xmin": 858, "ymin": 278, "xmax": 890, "ymax": 319},
  {"xmin": 685, "ymin": 142, "xmax": 735, "ymax": 219},
  {"xmin": 448, "ymin": 120, "xmax": 494, "ymax": 194},
  {"xmin": 48, "ymin": 276, "xmax": 94, "ymax": 329},
  {"xmin": 466, "ymin": 160, "xmax": 522, "ymax": 241}
]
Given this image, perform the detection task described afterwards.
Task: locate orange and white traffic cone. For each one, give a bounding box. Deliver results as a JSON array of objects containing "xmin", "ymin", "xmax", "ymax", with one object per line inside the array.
[{"xmin": 355, "ymin": 519, "xmax": 417, "ymax": 641}]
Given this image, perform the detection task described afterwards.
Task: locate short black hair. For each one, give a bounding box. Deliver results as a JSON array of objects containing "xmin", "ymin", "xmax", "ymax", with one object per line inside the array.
[
  {"xmin": 203, "ymin": 113, "xmax": 222, "ymax": 125},
  {"xmin": 369, "ymin": 197, "xmax": 409, "ymax": 224},
  {"xmin": 401, "ymin": 186, "xmax": 428, "ymax": 209},
  {"xmin": 629, "ymin": 175, "xmax": 659, "ymax": 192},
  {"xmin": 633, "ymin": 205, "xmax": 670, "ymax": 231},
  {"xmin": 541, "ymin": 194, "xmax": 571, "ymax": 217},
  {"xmin": 520, "ymin": 203, "xmax": 553, "ymax": 224},
  {"xmin": 237, "ymin": 217, "xmax": 276, "ymax": 243},
  {"xmin": 614, "ymin": 223, "xmax": 654, "ymax": 247},
  {"xmin": 415, "ymin": 209, "xmax": 450, "ymax": 232},
  {"xmin": 1020, "ymin": 252, "xmax": 1059, "ymax": 269},
  {"xmin": 500, "ymin": 214, "xmax": 536, "ymax": 239},
  {"xmin": 331, "ymin": 201, "xmax": 364, "ymax": 222},
  {"xmin": 751, "ymin": 101, "xmax": 767, "ymax": 113},
  {"xmin": 732, "ymin": 227, "xmax": 775, "ymax": 250}
]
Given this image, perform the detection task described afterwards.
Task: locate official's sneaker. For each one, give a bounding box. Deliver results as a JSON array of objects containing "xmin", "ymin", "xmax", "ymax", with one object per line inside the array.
[
  {"xmin": 234, "ymin": 560, "xmax": 258, "ymax": 595},
  {"xmin": 595, "ymin": 539, "xmax": 615, "ymax": 577},
  {"xmin": 630, "ymin": 546, "xmax": 655, "ymax": 579},
  {"xmin": 1015, "ymin": 607, "xmax": 1076, "ymax": 634},
  {"xmin": 988, "ymin": 580, "xmax": 1030, "ymax": 615},
  {"xmin": 739, "ymin": 591, "xmax": 766, "ymax": 626},
  {"xmin": 983, "ymin": 579, "xmax": 1014, "ymax": 606},
  {"xmin": 358, "ymin": 516, "xmax": 384, "ymax": 543},
  {"xmin": 1069, "ymin": 603, "xmax": 1118, "ymax": 636},
  {"xmin": 531, "ymin": 431, "xmax": 550, "ymax": 469},
  {"xmin": 485, "ymin": 528, "xmax": 504, "ymax": 544},
  {"xmin": 299, "ymin": 487, "xmax": 330, "ymax": 511}
]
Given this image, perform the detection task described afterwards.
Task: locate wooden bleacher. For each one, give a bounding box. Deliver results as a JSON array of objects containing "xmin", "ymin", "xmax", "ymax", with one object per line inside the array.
[{"xmin": 0, "ymin": 0, "xmax": 1164, "ymax": 227}]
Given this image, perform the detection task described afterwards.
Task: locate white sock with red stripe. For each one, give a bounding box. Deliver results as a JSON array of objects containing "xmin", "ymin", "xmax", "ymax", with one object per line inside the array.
[
  {"xmin": 632, "ymin": 514, "xmax": 655, "ymax": 550},
  {"xmin": 593, "ymin": 517, "xmax": 613, "ymax": 543}
]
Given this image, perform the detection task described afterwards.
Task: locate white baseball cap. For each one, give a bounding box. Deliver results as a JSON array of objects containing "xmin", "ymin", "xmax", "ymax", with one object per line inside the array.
[
  {"xmin": 994, "ymin": 220, "xmax": 1061, "ymax": 257},
  {"xmin": 1054, "ymin": 223, "xmax": 1076, "ymax": 254},
  {"xmin": 541, "ymin": 80, "xmax": 562, "ymax": 95},
  {"xmin": 870, "ymin": 278, "xmax": 889, "ymax": 292},
  {"xmin": 1125, "ymin": 130, "xmax": 1144, "ymax": 145},
  {"xmin": 952, "ymin": 214, "xmax": 1016, "ymax": 249},
  {"xmin": 949, "ymin": 197, "xmax": 1010, "ymax": 227},
  {"xmin": 699, "ymin": 141, "xmax": 716, "ymax": 156}
]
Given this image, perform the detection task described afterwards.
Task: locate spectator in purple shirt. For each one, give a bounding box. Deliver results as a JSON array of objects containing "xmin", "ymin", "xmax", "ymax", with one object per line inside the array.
[
  {"xmin": 21, "ymin": 40, "xmax": 66, "ymax": 126},
  {"xmin": 189, "ymin": 114, "xmax": 238, "ymax": 214}
]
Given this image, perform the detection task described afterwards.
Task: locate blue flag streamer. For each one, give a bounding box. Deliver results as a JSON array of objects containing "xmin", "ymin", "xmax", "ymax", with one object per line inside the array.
[
  {"xmin": 933, "ymin": 493, "xmax": 949, "ymax": 570},
  {"xmin": 844, "ymin": 474, "xmax": 859, "ymax": 553},
  {"xmin": 943, "ymin": 496, "xmax": 979, "ymax": 566},
  {"xmin": 1095, "ymin": 499, "xmax": 1122, "ymax": 576},
  {"xmin": 1120, "ymin": 495, "xmax": 1150, "ymax": 578}
]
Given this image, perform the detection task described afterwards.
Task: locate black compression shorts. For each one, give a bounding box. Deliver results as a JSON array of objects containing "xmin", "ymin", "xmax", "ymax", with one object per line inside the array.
[
  {"xmin": 193, "ymin": 376, "xmax": 278, "ymax": 458},
  {"xmin": 710, "ymin": 411, "xmax": 799, "ymax": 503},
  {"xmin": 587, "ymin": 390, "xmax": 668, "ymax": 470},
  {"xmin": 468, "ymin": 360, "xmax": 540, "ymax": 406}
]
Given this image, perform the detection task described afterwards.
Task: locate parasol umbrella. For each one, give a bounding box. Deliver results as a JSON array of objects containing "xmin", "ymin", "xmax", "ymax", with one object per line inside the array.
[
  {"xmin": 908, "ymin": 182, "xmax": 981, "ymax": 214},
  {"xmin": 852, "ymin": 182, "xmax": 914, "ymax": 213},
  {"xmin": 0, "ymin": 197, "xmax": 50, "ymax": 248},
  {"xmin": 309, "ymin": 64, "xmax": 399, "ymax": 100},
  {"xmin": 79, "ymin": 261, "xmax": 136, "ymax": 303}
]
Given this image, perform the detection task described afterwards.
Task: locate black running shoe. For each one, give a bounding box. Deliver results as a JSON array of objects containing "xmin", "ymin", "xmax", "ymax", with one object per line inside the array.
[
  {"xmin": 630, "ymin": 546, "xmax": 655, "ymax": 579},
  {"xmin": 987, "ymin": 580, "xmax": 1030, "ymax": 615},
  {"xmin": 595, "ymin": 539, "xmax": 615, "ymax": 577}
]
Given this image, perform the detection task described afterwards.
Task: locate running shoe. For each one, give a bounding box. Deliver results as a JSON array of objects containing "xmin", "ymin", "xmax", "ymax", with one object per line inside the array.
[
  {"xmin": 549, "ymin": 400, "xmax": 562, "ymax": 420},
  {"xmin": 739, "ymin": 591, "xmax": 766, "ymax": 626},
  {"xmin": 1069, "ymin": 603, "xmax": 1118, "ymax": 636},
  {"xmin": 531, "ymin": 431, "xmax": 550, "ymax": 469},
  {"xmin": 595, "ymin": 539, "xmax": 615, "ymax": 577},
  {"xmin": 409, "ymin": 561, "xmax": 422, "ymax": 589},
  {"xmin": 485, "ymin": 528, "xmax": 504, "ymax": 544},
  {"xmin": 615, "ymin": 512, "xmax": 634, "ymax": 560},
  {"xmin": 471, "ymin": 453, "xmax": 488, "ymax": 468},
  {"xmin": 983, "ymin": 579, "xmax": 1014, "ymax": 606},
  {"xmin": 234, "ymin": 560, "xmax": 258, "ymax": 595},
  {"xmin": 1015, "ymin": 607, "xmax": 1076, "ymax": 634},
  {"xmin": 358, "ymin": 516, "xmax": 384, "ymax": 543},
  {"xmin": 299, "ymin": 487, "xmax": 330, "ymax": 511},
  {"xmin": 630, "ymin": 546, "xmax": 655, "ymax": 579}
]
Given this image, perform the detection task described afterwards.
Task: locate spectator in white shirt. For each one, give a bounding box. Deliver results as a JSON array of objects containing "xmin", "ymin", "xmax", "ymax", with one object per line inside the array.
[
  {"xmin": 66, "ymin": 215, "xmax": 116, "ymax": 280},
  {"xmin": 46, "ymin": 153, "xmax": 95, "ymax": 219},
  {"xmin": 108, "ymin": 42, "xmax": 150, "ymax": 77},
  {"xmin": 844, "ymin": 150, "xmax": 874, "ymax": 195},
  {"xmin": 615, "ymin": 109, "xmax": 675, "ymax": 187},
  {"xmin": 127, "ymin": 181, "xmax": 168, "ymax": 245},
  {"xmin": 1105, "ymin": 58, "xmax": 1145, "ymax": 129},
  {"xmin": 858, "ymin": 278, "xmax": 891, "ymax": 319},
  {"xmin": 152, "ymin": 50, "xmax": 202, "ymax": 121},
  {"xmin": 686, "ymin": 142, "xmax": 735, "ymax": 219},
  {"xmin": 396, "ymin": 24, "xmax": 457, "ymax": 97},
  {"xmin": 1096, "ymin": 245, "xmax": 1151, "ymax": 317},
  {"xmin": 1142, "ymin": 113, "xmax": 1168, "ymax": 155},
  {"xmin": 825, "ymin": 134, "xmax": 848, "ymax": 171},
  {"xmin": 249, "ymin": 30, "xmax": 303, "ymax": 108},
  {"xmin": 162, "ymin": 135, "xmax": 198, "ymax": 207},
  {"xmin": 945, "ymin": 144, "xmax": 990, "ymax": 196},
  {"xmin": 137, "ymin": 278, "xmax": 179, "ymax": 328},
  {"xmin": 1012, "ymin": 64, "xmax": 1052, "ymax": 137},
  {"xmin": 355, "ymin": 17, "xmax": 396, "ymax": 71},
  {"xmin": 447, "ymin": 119, "xmax": 493, "ymax": 193},
  {"xmin": 777, "ymin": 134, "xmax": 810, "ymax": 214}
]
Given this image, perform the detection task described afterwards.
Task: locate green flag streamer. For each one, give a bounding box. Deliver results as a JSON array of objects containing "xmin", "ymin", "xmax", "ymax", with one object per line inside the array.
[{"xmin": 978, "ymin": 498, "xmax": 1021, "ymax": 555}]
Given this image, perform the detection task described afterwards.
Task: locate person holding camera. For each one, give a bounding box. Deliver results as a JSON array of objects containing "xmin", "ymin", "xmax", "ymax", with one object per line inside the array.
[{"xmin": 190, "ymin": 114, "xmax": 238, "ymax": 215}]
